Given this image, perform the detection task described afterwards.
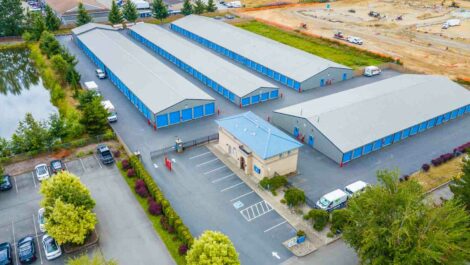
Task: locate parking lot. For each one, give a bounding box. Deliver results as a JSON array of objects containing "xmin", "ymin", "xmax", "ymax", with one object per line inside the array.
[{"xmin": 152, "ymin": 146, "xmax": 296, "ymax": 265}]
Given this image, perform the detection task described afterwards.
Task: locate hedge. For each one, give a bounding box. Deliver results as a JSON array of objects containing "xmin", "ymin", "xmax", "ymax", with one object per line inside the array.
[{"xmin": 129, "ymin": 156, "xmax": 194, "ymax": 247}]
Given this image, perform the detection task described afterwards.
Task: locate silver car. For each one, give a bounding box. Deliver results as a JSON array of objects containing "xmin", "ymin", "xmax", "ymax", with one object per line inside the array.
[
  {"xmin": 42, "ymin": 235, "xmax": 62, "ymax": 260},
  {"xmin": 38, "ymin": 208, "xmax": 46, "ymax": 233},
  {"xmin": 35, "ymin": 164, "xmax": 50, "ymax": 182}
]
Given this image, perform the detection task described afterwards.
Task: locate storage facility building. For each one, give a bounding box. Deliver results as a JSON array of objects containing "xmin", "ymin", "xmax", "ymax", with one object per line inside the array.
[
  {"xmin": 272, "ymin": 75, "xmax": 470, "ymax": 165},
  {"xmin": 129, "ymin": 23, "xmax": 279, "ymax": 107},
  {"xmin": 170, "ymin": 15, "xmax": 353, "ymax": 92},
  {"xmin": 72, "ymin": 24, "xmax": 215, "ymax": 129}
]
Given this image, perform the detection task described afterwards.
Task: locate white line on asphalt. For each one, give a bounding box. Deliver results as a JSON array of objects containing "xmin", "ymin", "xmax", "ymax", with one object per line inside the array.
[
  {"xmin": 12, "ymin": 220, "xmax": 19, "ymax": 265},
  {"xmin": 64, "ymin": 162, "xmax": 69, "ymax": 171},
  {"xmin": 94, "ymin": 155, "xmax": 103, "ymax": 169},
  {"xmin": 211, "ymin": 173, "xmax": 235, "ymax": 183},
  {"xmin": 32, "ymin": 214, "xmax": 44, "ymax": 264},
  {"xmin": 189, "ymin": 151, "xmax": 211, "ymax": 160},
  {"xmin": 31, "ymin": 172, "xmax": 37, "ymax": 188},
  {"xmin": 204, "ymin": 166, "xmax": 227, "ymax": 175},
  {"xmin": 79, "ymin": 158, "xmax": 86, "ymax": 172},
  {"xmin": 220, "ymin": 182, "xmax": 244, "ymax": 192},
  {"xmin": 240, "ymin": 201, "xmax": 274, "ymax": 222},
  {"xmin": 264, "ymin": 220, "xmax": 287, "ymax": 233},
  {"xmin": 13, "ymin": 176, "xmax": 18, "ymax": 193},
  {"xmin": 196, "ymin": 158, "xmax": 219, "ymax": 167},
  {"xmin": 230, "ymin": 191, "xmax": 254, "ymax": 202}
]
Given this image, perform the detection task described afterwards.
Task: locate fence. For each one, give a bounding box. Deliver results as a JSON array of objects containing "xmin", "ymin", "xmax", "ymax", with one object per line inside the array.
[{"xmin": 149, "ymin": 133, "xmax": 219, "ymax": 160}]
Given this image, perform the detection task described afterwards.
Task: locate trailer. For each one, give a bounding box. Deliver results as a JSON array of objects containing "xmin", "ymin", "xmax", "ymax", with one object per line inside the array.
[
  {"xmin": 131, "ymin": 0, "xmax": 150, "ymax": 9},
  {"xmin": 101, "ymin": 100, "xmax": 118, "ymax": 122}
]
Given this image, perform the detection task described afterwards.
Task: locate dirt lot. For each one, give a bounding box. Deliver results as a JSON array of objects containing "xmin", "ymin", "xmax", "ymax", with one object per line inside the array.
[{"xmin": 237, "ymin": 0, "xmax": 470, "ymax": 78}]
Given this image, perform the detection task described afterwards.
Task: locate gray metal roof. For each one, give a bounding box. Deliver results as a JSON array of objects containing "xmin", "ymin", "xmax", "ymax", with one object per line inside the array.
[
  {"xmin": 171, "ymin": 15, "xmax": 351, "ymax": 83},
  {"xmin": 275, "ymin": 75, "xmax": 470, "ymax": 152},
  {"xmin": 72, "ymin": 23, "xmax": 114, "ymax": 35},
  {"xmin": 76, "ymin": 26, "xmax": 214, "ymax": 115},
  {"xmin": 130, "ymin": 23, "xmax": 278, "ymax": 97}
]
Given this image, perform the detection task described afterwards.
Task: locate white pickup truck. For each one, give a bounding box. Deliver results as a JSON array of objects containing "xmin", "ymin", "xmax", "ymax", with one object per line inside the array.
[{"xmin": 101, "ymin": 100, "xmax": 118, "ymax": 123}]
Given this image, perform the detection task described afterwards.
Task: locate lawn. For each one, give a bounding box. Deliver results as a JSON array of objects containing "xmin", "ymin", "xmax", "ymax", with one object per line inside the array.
[
  {"xmin": 234, "ymin": 20, "xmax": 392, "ymax": 68},
  {"xmin": 412, "ymin": 157, "xmax": 464, "ymax": 192}
]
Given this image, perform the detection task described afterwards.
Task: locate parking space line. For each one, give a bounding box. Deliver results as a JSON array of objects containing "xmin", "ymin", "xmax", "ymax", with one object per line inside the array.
[
  {"xmin": 220, "ymin": 182, "xmax": 244, "ymax": 192},
  {"xmin": 13, "ymin": 176, "xmax": 18, "ymax": 193},
  {"xmin": 230, "ymin": 191, "xmax": 254, "ymax": 202},
  {"xmin": 264, "ymin": 221, "xmax": 288, "ymax": 233},
  {"xmin": 189, "ymin": 151, "xmax": 211, "ymax": 160},
  {"xmin": 240, "ymin": 201, "xmax": 274, "ymax": 222},
  {"xmin": 12, "ymin": 220, "xmax": 19, "ymax": 265},
  {"xmin": 31, "ymin": 172, "xmax": 37, "ymax": 188},
  {"xmin": 211, "ymin": 173, "xmax": 235, "ymax": 183},
  {"xmin": 93, "ymin": 155, "xmax": 103, "ymax": 169},
  {"xmin": 79, "ymin": 158, "xmax": 86, "ymax": 172},
  {"xmin": 32, "ymin": 214, "xmax": 44, "ymax": 264},
  {"xmin": 64, "ymin": 162, "xmax": 69, "ymax": 171},
  {"xmin": 196, "ymin": 158, "xmax": 219, "ymax": 167},
  {"xmin": 204, "ymin": 166, "xmax": 227, "ymax": 175}
]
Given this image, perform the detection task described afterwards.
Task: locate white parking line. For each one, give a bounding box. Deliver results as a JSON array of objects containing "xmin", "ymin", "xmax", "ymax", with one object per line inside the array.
[
  {"xmin": 196, "ymin": 158, "xmax": 219, "ymax": 167},
  {"xmin": 230, "ymin": 191, "xmax": 254, "ymax": 202},
  {"xmin": 31, "ymin": 172, "xmax": 37, "ymax": 188},
  {"xmin": 220, "ymin": 182, "xmax": 244, "ymax": 192},
  {"xmin": 64, "ymin": 161, "xmax": 69, "ymax": 171},
  {"xmin": 240, "ymin": 201, "xmax": 273, "ymax": 222},
  {"xmin": 12, "ymin": 220, "xmax": 19, "ymax": 265},
  {"xmin": 32, "ymin": 214, "xmax": 44, "ymax": 264},
  {"xmin": 204, "ymin": 166, "xmax": 227, "ymax": 175},
  {"xmin": 189, "ymin": 151, "xmax": 211, "ymax": 160},
  {"xmin": 94, "ymin": 155, "xmax": 103, "ymax": 169},
  {"xmin": 211, "ymin": 173, "xmax": 235, "ymax": 183},
  {"xmin": 79, "ymin": 158, "xmax": 86, "ymax": 172},
  {"xmin": 264, "ymin": 220, "xmax": 288, "ymax": 233},
  {"xmin": 13, "ymin": 176, "xmax": 18, "ymax": 193}
]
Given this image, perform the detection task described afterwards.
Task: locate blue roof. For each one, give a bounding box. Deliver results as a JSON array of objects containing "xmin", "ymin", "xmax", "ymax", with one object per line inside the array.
[{"xmin": 216, "ymin": 112, "xmax": 302, "ymax": 159}]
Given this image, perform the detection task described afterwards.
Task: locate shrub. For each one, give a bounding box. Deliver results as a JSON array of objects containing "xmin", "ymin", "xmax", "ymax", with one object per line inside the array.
[
  {"xmin": 148, "ymin": 200, "xmax": 162, "ymax": 216},
  {"xmin": 113, "ymin": 150, "xmax": 121, "ymax": 158},
  {"xmin": 127, "ymin": 168, "xmax": 135, "ymax": 177},
  {"xmin": 135, "ymin": 179, "xmax": 145, "ymax": 188},
  {"xmin": 308, "ymin": 209, "xmax": 329, "ymax": 231},
  {"xmin": 421, "ymin": 163, "xmax": 430, "ymax": 172},
  {"xmin": 296, "ymin": 230, "xmax": 306, "ymax": 237},
  {"xmin": 330, "ymin": 209, "xmax": 350, "ymax": 234},
  {"xmin": 280, "ymin": 199, "xmax": 286, "ymax": 204},
  {"xmin": 284, "ymin": 187, "xmax": 306, "ymax": 207},
  {"xmin": 135, "ymin": 180, "xmax": 149, "ymax": 197},
  {"xmin": 179, "ymin": 244, "xmax": 188, "ymax": 255},
  {"xmin": 121, "ymin": 159, "xmax": 130, "ymax": 170},
  {"xmin": 259, "ymin": 175, "xmax": 288, "ymax": 194}
]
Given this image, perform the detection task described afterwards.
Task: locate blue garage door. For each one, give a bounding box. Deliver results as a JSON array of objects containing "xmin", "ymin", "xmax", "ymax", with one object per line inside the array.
[
  {"xmin": 342, "ymin": 152, "xmax": 352, "ymax": 163},
  {"xmin": 383, "ymin": 135, "xmax": 393, "ymax": 146},
  {"xmin": 156, "ymin": 114, "xmax": 168, "ymax": 128},
  {"xmin": 393, "ymin": 132, "xmax": 401, "ymax": 143},
  {"xmin": 373, "ymin": 139, "xmax": 382, "ymax": 151},
  {"xmin": 181, "ymin": 109, "xmax": 192, "ymax": 122},
  {"xmin": 194, "ymin": 105, "xmax": 203, "ymax": 119},
  {"xmin": 261, "ymin": 92, "xmax": 269, "ymax": 101},
  {"xmin": 293, "ymin": 127, "xmax": 299, "ymax": 137},
  {"xmin": 342, "ymin": 73, "xmax": 347, "ymax": 80},
  {"xmin": 205, "ymin": 103, "xmax": 215, "ymax": 116},
  {"xmin": 352, "ymin": 147, "xmax": 363, "ymax": 159},
  {"xmin": 252, "ymin": 95, "xmax": 260, "ymax": 104},
  {"xmin": 270, "ymin": 90, "xmax": 279, "ymax": 99},
  {"xmin": 169, "ymin": 111, "xmax": 180, "ymax": 124},
  {"xmin": 308, "ymin": 136, "xmax": 314, "ymax": 147},
  {"xmin": 363, "ymin": 143, "xmax": 373, "ymax": 155},
  {"xmin": 402, "ymin": 128, "xmax": 410, "ymax": 139},
  {"xmin": 241, "ymin": 97, "xmax": 250, "ymax": 106}
]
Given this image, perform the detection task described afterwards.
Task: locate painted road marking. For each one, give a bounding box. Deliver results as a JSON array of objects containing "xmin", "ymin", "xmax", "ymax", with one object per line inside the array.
[
  {"xmin": 240, "ymin": 201, "xmax": 273, "ymax": 222},
  {"xmin": 189, "ymin": 151, "xmax": 211, "ymax": 160},
  {"xmin": 220, "ymin": 182, "xmax": 244, "ymax": 192},
  {"xmin": 153, "ymin": 163, "xmax": 159, "ymax": 169},
  {"xmin": 230, "ymin": 191, "xmax": 254, "ymax": 202},
  {"xmin": 233, "ymin": 201, "xmax": 244, "ymax": 209},
  {"xmin": 79, "ymin": 158, "xmax": 86, "ymax": 172},
  {"xmin": 204, "ymin": 166, "xmax": 226, "ymax": 175},
  {"xmin": 13, "ymin": 176, "xmax": 18, "ymax": 193},
  {"xmin": 93, "ymin": 155, "xmax": 103, "ymax": 169},
  {"xmin": 32, "ymin": 214, "xmax": 44, "ymax": 264},
  {"xmin": 272, "ymin": 251, "xmax": 281, "ymax": 259},
  {"xmin": 211, "ymin": 173, "xmax": 235, "ymax": 183},
  {"xmin": 12, "ymin": 220, "xmax": 19, "ymax": 265},
  {"xmin": 196, "ymin": 158, "xmax": 218, "ymax": 167},
  {"xmin": 31, "ymin": 172, "xmax": 37, "ymax": 188},
  {"xmin": 264, "ymin": 220, "xmax": 288, "ymax": 233}
]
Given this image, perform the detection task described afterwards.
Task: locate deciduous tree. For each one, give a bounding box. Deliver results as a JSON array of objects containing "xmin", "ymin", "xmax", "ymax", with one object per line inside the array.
[
  {"xmin": 186, "ymin": 231, "xmax": 240, "ymax": 265},
  {"xmin": 284, "ymin": 187, "xmax": 305, "ymax": 207},
  {"xmin": 76, "ymin": 2, "xmax": 92, "ymax": 26},
  {"xmin": 108, "ymin": 0, "xmax": 123, "ymax": 24},
  {"xmin": 152, "ymin": 0, "xmax": 168, "ymax": 22},
  {"xmin": 39, "ymin": 31, "xmax": 61, "ymax": 58},
  {"xmin": 45, "ymin": 5, "xmax": 61, "ymax": 31},
  {"xmin": 10, "ymin": 113, "xmax": 51, "ymax": 154},
  {"xmin": 450, "ymin": 152, "xmax": 470, "ymax": 211},
  {"xmin": 0, "ymin": 0, "xmax": 25, "ymax": 36},
  {"xmin": 67, "ymin": 252, "xmax": 117, "ymax": 265},
  {"xmin": 122, "ymin": 0, "xmax": 138, "ymax": 22}
]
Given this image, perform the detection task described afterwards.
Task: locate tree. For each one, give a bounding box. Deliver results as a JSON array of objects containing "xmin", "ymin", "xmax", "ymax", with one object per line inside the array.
[
  {"xmin": 39, "ymin": 31, "xmax": 61, "ymax": 58},
  {"xmin": 206, "ymin": 0, "xmax": 217, "ymax": 12},
  {"xmin": 78, "ymin": 90, "xmax": 109, "ymax": 135},
  {"xmin": 51, "ymin": 54, "xmax": 69, "ymax": 82},
  {"xmin": 0, "ymin": 0, "xmax": 25, "ymax": 36},
  {"xmin": 29, "ymin": 12, "xmax": 46, "ymax": 41},
  {"xmin": 11, "ymin": 113, "xmax": 51, "ymax": 154},
  {"xmin": 343, "ymin": 170, "xmax": 470, "ymax": 265},
  {"xmin": 284, "ymin": 187, "xmax": 305, "ymax": 207},
  {"xmin": 108, "ymin": 0, "xmax": 123, "ymax": 24},
  {"xmin": 67, "ymin": 252, "xmax": 117, "ymax": 265},
  {"xmin": 193, "ymin": 0, "xmax": 206, "ymax": 14},
  {"xmin": 0, "ymin": 138, "xmax": 11, "ymax": 158},
  {"xmin": 450, "ymin": 152, "xmax": 470, "ymax": 211},
  {"xmin": 76, "ymin": 2, "xmax": 92, "ymax": 26},
  {"xmin": 45, "ymin": 5, "xmax": 61, "ymax": 31},
  {"xmin": 40, "ymin": 171, "xmax": 95, "ymax": 212},
  {"xmin": 181, "ymin": 0, "xmax": 193, "ymax": 16},
  {"xmin": 48, "ymin": 113, "xmax": 68, "ymax": 142},
  {"xmin": 45, "ymin": 199, "xmax": 97, "ymax": 245},
  {"xmin": 122, "ymin": 0, "xmax": 138, "ymax": 23},
  {"xmin": 186, "ymin": 231, "xmax": 240, "ymax": 265},
  {"xmin": 152, "ymin": 0, "xmax": 168, "ymax": 22}
]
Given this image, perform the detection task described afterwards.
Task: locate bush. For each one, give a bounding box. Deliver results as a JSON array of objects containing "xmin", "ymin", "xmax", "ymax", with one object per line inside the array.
[
  {"xmin": 296, "ymin": 230, "xmax": 306, "ymax": 237},
  {"xmin": 422, "ymin": 163, "xmax": 430, "ymax": 172},
  {"xmin": 179, "ymin": 244, "xmax": 188, "ymax": 256},
  {"xmin": 259, "ymin": 175, "xmax": 288, "ymax": 194},
  {"xmin": 284, "ymin": 187, "xmax": 305, "ymax": 207},
  {"xmin": 148, "ymin": 200, "xmax": 162, "ymax": 216},
  {"xmin": 330, "ymin": 209, "xmax": 350, "ymax": 234},
  {"xmin": 121, "ymin": 159, "xmax": 130, "ymax": 170},
  {"xmin": 135, "ymin": 180, "xmax": 149, "ymax": 198},
  {"xmin": 127, "ymin": 168, "xmax": 136, "ymax": 177},
  {"xmin": 307, "ymin": 209, "xmax": 329, "ymax": 231}
]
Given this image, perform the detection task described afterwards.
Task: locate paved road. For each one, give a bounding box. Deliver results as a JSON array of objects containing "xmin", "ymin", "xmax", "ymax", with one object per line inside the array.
[{"xmin": 282, "ymin": 239, "xmax": 358, "ymax": 265}]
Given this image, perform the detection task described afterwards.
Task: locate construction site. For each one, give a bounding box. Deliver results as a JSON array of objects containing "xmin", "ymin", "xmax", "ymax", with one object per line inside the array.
[{"xmin": 236, "ymin": 0, "xmax": 470, "ymax": 79}]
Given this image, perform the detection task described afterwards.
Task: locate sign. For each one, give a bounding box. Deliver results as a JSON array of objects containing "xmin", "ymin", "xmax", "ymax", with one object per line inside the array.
[{"xmin": 286, "ymin": 237, "xmax": 297, "ymax": 248}]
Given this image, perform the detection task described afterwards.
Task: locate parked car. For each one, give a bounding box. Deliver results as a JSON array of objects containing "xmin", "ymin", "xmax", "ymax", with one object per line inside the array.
[
  {"xmin": 17, "ymin": 236, "xmax": 36, "ymax": 264},
  {"xmin": 38, "ymin": 208, "xmax": 46, "ymax": 233},
  {"xmin": 363, "ymin": 66, "xmax": 381, "ymax": 77},
  {"xmin": 96, "ymin": 145, "xmax": 114, "ymax": 165},
  {"xmin": 50, "ymin": 160, "xmax": 65, "ymax": 174},
  {"xmin": 34, "ymin": 164, "xmax": 50, "ymax": 182},
  {"xmin": 101, "ymin": 100, "xmax": 118, "ymax": 123},
  {"xmin": 315, "ymin": 189, "xmax": 348, "ymax": 212},
  {"xmin": 0, "ymin": 175, "xmax": 12, "ymax": 192},
  {"xmin": 347, "ymin": 36, "xmax": 363, "ymax": 45},
  {"xmin": 42, "ymin": 235, "xmax": 61, "ymax": 261},
  {"xmin": 225, "ymin": 14, "xmax": 235, "ymax": 19},
  {"xmin": 95, "ymin": 69, "xmax": 106, "ymax": 79},
  {"xmin": 214, "ymin": 16, "xmax": 222, "ymax": 20},
  {"xmin": 344, "ymin": 180, "xmax": 369, "ymax": 198},
  {"xmin": 0, "ymin": 242, "xmax": 12, "ymax": 265}
]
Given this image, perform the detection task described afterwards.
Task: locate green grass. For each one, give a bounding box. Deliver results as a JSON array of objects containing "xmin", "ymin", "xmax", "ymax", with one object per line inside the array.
[
  {"xmin": 117, "ymin": 163, "xmax": 187, "ymax": 265},
  {"xmin": 235, "ymin": 21, "xmax": 393, "ymax": 69}
]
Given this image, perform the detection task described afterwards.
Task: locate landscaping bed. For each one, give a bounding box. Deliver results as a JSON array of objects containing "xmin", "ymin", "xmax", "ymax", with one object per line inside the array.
[{"xmin": 63, "ymin": 229, "xmax": 100, "ymax": 254}]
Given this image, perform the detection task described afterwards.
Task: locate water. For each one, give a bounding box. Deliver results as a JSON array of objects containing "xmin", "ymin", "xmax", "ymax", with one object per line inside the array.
[{"xmin": 0, "ymin": 47, "xmax": 58, "ymax": 139}]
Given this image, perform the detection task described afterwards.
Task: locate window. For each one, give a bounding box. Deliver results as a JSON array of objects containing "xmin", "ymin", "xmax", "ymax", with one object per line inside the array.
[{"xmin": 254, "ymin": 165, "xmax": 261, "ymax": 174}]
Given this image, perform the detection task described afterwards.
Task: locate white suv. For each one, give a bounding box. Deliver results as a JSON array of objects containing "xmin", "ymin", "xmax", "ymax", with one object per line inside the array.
[
  {"xmin": 95, "ymin": 69, "xmax": 106, "ymax": 79},
  {"xmin": 347, "ymin": 36, "xmax": 363, "ymax": 45}
]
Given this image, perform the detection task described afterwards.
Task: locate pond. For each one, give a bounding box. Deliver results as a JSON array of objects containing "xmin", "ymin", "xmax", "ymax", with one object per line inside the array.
[{"xmin": 0, "ymin": 46, "xmax": 58, "ymax": 139}]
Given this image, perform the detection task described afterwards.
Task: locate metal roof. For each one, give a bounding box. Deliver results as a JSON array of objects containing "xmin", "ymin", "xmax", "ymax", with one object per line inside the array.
[
  {"xmin": 275, "ymin": 75, "xmax": 470, "ymax": 152},
  {"xmin": 171, "ymin": 15, "xmax": 351, "ymax": 82},
  {"xmin": 72, "ymin": 23, "xmax": 114, "ymax": 36},
  {"xmin": 76, "ymin": 25, "xmax": 214, "ymax": 115},
  {"xmin": 216, "ymin": 112, "xmax": 302, "ymax": 160},
  {"xmin": 130, "ymin": 23, "xmax": 278, "ymax": 97}
]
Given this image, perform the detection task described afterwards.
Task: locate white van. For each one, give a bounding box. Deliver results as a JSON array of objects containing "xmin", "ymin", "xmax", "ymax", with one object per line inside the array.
[
  {"xmin": 316, "ymin": 189, "xmax": 348, "ymax": 212},
  {"xmin": 84, "ymin": 81, "xmax": 100, "ymax": 95},
  {"xmin": 101, "ymin": 100, "xmax": 118, "ymax": 122},
  {"xmin": 344, "ymin": 180, "xmax": 369, "ymax": 198},
  {"xmin": 363, "ymin": 66, "xmax": 381, "ymax": 77}
]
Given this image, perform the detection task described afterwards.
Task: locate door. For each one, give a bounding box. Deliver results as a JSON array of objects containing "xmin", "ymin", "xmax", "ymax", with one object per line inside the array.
[
  {"xmin": 342, "ymin": 73, "xmax": 347, "ymax": 81},
  {"xmin": 294, "ymin": 127, "xmax": 299, "ymax": 137},
  {"xmin": 240, "ymin": 157, "xmax": 245, "ymax": 171},
  {"xmin": 320, "ymin": 79, "xmax": 325, "ymax": 87},
  {"xmin": 308, "ymin": 136, "xmax": 314, "ymax": 147}
]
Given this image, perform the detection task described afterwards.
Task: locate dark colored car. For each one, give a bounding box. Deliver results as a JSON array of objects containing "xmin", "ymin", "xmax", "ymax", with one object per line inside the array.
[
  {"xmin": 0, "ymin": 242, "xmax": 12, "ymax": 265},
  {"xmin": 17, "ymin": 236, "xmax": 36, "ymax": 264},
  {"xmin": 0, "ymin": 175, "xmax": 12, "ymax": 192},
  {"xmin": 50, "ymin": 160, "xmax": 64, "ymax": 174},
  {"xmin": 96, "ymin": 145, "xmax": 114, "ymax": 165}
]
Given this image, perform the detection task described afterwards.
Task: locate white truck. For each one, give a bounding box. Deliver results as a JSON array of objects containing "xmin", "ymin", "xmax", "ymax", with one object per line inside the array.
[
  {"xmin": 442, "ymin": 19, "xmax": 460, "ymax": 29},
  {"xmin": 84, "ymin": 81, "xmax": 100, "ymax": 95},
  {"xmin": 363, "ymin": 66, "xmax": 381, "ymax": 77},
  {"xmin": 131, "ymin": 0, "xmax": 150, "ymax": 9},
  {"xmin": 316, "ymin": 189, "xmax": 348, "ymax": 212},
  {"xmin": 101, "ymin": 100, "xmax": 118, "ymax": 123}
]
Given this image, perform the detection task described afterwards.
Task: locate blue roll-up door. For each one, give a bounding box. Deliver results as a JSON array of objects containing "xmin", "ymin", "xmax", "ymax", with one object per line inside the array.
[
  {"xmin": 418, "ymin": 121, "xmax": 427, "ymax": 132},
  {"xmin": 194, "ymin": 105, "xmax": 203, "ymax": 119},
  {"xmin": 383, "ymin": 135, "xmax": 393, "ymax": 146},
  {"xmin": 293, "ymin": 127, "xmax": 299, "ymax": 137},
  {"xmin": 342, "ymin": 152, "xmax": 352, "ymax": 163},
  {"xmin": 373, "ymin": 139, "xmax": 382, "ymax": 151},
  {"xmin": 353, "ymin": 147, "xmax": 363, "ymax": 159},
  {"xmin": 252, "ymin": 95, "xmax": 260, "ymax": 104},
  {"xmin": 308, "ymin": 136, "xmax": 314, "ymax": 147},
  {"xmin": 320, "ymin": 79, "xmax": 325, "ymax": 87},
  {"xmin": 393, "ymin": 132, "xmax": 401, "ymax": 143},
  {"xmin": 181, "ymin": 109, "xmax": 192, "ymax": 122},
  {"xmin": 342, "ymin": 73, "xmax": 347, "ymax": 80},
  {"xmin": 458, "ymin": 107, "xmax": 465, "ymax": 116},
  {"xmin": 402, "ymin": 128, "xmax": 410, "ymax": 139},
  {"xmin": 443, "ymin": 112, "xmax": 451, "ymax": 122},
  {"xmin": 410, "ymin": 125, "xmax": 419, "ymax": 135},
  {"xmin": 205, "ymin": 103, "xmax": 215, "ymax": 116},
  {"xmin": 450, "ymin": 110, "xmax": 458, "ymax": 119},
  {"xmin": 261, "ymin": 92, "xmax": 269, "ymax": 101},
  {"xmin": 427, "ymin": 118, "xmax": 436, "ymax": 129},
  {"xmin": 363, "ymin": 143, "xmax": 373, "ymax": 154},
  {"xmin": 241, "ymin": 97, "xmax": 250, "ymax": 106},
  {"xmin": 466, "ymin": 105, "xmax": 470, "ymax": 113},
  {"xmin": 156, "ymin": 114, "xmax": 168, "ymax": 128},
  {"xmin": 270, "ymin": 90, "xmax": 279, "ymax": 99},
  {"xmin": 169, "ymin": 111, "xmax": 180, "ymax": 124},
  {"xmin": 223, "ymin": 89, "xmax": 229, "ymax": 98}
]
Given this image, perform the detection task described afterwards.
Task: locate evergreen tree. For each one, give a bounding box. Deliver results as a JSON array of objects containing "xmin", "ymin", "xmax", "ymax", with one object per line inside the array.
[
  {"xmin": 122, "ymin": 0, "xmax": 138, "ymax": 22},
  {"xmin": 193, "ymin": 0, "xmax": 206, "ymax": 15},
  {"xmin": 0, "ymin": 0, "xmax": 25, "ymax": 36},
  {"xmin": 45, "ymin": 5, "xmax": 61, "ymax": 31},
  {"xmin": 206, "ymin": 0, "xmax": 217, "ymax": 12},
  {"xmin": 78, "ymin": 91, "xmax": 109, "ymax": 135},
  {"xmin": 108, "ymin": 0, "xmax": 123, "ymax": 24},
  {"xmin": 151, "ymin": 0, "xmax": 168, "ymax": 22},
  {"xmin": 450, "ymin": 152, "xmax": 470, "ymax": 211},
  {"xmin": 30, "ymin": 12, "xmax": 46, "ymax": 41},
  {"xmin": 181, "ymin": 0, "xmax": 193, "ymax": 16},
  {"xmin": 76, "ymin": 2, "xmax": 92, "ymax": 26}
]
